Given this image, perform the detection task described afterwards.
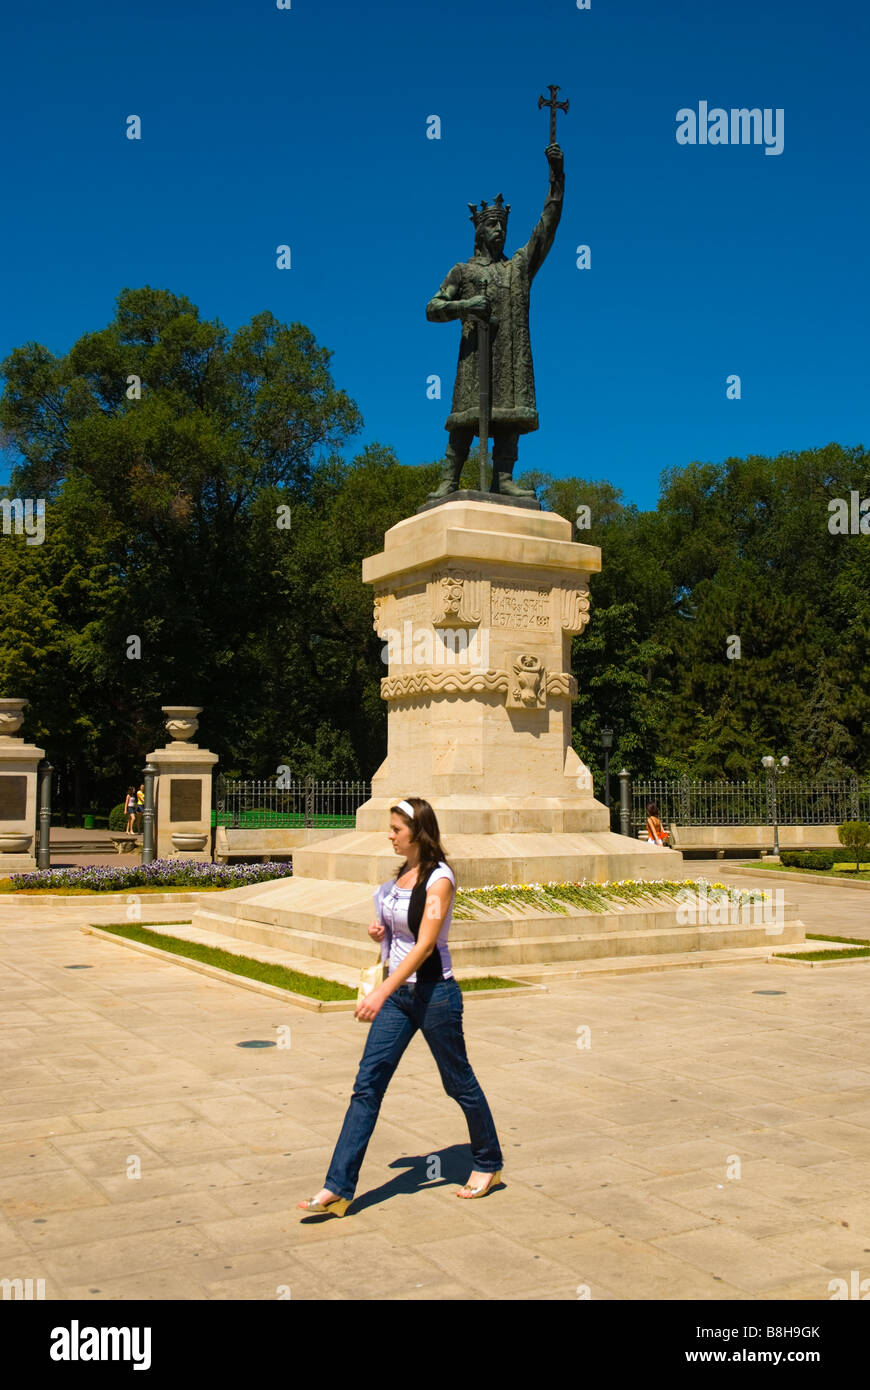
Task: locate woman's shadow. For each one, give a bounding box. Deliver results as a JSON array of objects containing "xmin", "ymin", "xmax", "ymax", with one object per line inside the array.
[{"xmin": 299, "ymin": 1143, "xmax": 502, "ymax": 1219}]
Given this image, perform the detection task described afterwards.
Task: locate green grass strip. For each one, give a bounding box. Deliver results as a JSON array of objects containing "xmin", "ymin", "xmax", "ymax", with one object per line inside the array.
[
  {"xmin": 94, "ymin": 922, "xmax": 357, "ymax": 1000},
  {"xmin": 805, "ymin": 933, "xmax": 869, "ymax": 945},
  {"xmin": 738, "ymin": 863, "xmax": 870, "ymax": 881},
  {"xmin": 92, "ymin": 923, "xmax": 519, "ymax": 999},
  {"xmin": 458, "ymin": 975, "xmax": 525, "ymax": 991},
  {"xmin": 773, "ymin": 947, "xmax": 870, "ymax": 961}
]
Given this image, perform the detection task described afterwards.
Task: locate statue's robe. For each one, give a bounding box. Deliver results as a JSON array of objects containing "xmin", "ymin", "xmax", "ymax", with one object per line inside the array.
[{"xmin": 426, "ymin": 176, "xmax": 563, "ymax": 437}]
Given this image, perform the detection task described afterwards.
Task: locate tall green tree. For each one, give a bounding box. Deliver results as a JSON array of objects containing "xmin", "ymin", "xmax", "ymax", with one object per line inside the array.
[{"xmin": 0, "ymin": 287, "xmax": 364, "ymax": 798}]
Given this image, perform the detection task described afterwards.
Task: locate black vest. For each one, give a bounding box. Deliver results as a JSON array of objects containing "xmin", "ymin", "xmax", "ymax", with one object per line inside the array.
[{"xmin": 404, "ymin": 865, "xmax": 445, "ymax": 984}]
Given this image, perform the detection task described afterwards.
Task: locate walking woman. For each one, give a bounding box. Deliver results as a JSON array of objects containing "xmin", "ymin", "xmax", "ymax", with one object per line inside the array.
[{"xmin": 297, "ymin": 797, "xmax": 504, "ymax": 1217}]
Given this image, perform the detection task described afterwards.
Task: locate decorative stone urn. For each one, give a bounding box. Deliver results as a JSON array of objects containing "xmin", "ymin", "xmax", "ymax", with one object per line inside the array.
[
  {"xmin": 0, "ymin": 699, "xmax": 28, "ymax": 740},
  {"xmin": 0, "ymin": 833, "xmax": 32, "ymax": 853},
  {"xmin": 170, "ymin": 832, "xmax": 208, "ymax": 853},
  {"xmin": 162, "ymin": 706, "xmax": 201, "ymax": 746}
]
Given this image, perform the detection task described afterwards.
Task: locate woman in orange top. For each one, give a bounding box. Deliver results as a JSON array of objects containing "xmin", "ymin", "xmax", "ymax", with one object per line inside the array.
[{"xmin": 646, "ymin": 801, "xmax": 668, "ymax": 846}]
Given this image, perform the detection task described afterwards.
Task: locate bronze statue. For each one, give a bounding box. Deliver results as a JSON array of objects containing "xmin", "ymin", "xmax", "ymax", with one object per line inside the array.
[{"xmin": 425, "ymin": 87, "xmax": 567, "ymax": 503}]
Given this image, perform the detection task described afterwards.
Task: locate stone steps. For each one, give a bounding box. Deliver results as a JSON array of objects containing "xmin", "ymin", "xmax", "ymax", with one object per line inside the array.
[
  {"xmin": 190, "ymin": 880, "xmax": 805, "ymax": 971},
  {"xmin": 102, "ymin": 915, "xmax": 814, "ymax": 990},
  {"xmin": 289, "ymin": 828, "xmax": 685, "ymax": 889}
]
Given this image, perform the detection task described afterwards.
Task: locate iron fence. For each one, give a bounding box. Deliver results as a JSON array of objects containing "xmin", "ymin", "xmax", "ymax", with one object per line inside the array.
[
  {"xmin": 215, "ymin": 776, "xmax": 371, "ymax": 829},
  {"xmin": 631, "ymin": 776, "xmax": 870, "ymax": 834}
]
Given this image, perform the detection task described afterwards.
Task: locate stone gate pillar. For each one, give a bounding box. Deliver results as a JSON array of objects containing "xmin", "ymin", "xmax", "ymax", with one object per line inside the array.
[
  {"xmin": 0, "ymin": 699, "xmax": 44, "ymax": 874},
  {"xmin": 146, "ymin": 707, "xmax": 218, "ymax": 862}
]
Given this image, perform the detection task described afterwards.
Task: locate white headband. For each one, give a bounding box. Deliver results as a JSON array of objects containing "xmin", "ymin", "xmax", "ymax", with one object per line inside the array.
[{"xmin": 396, "ymin": 800, "xmax": 415, "ymax": 819}]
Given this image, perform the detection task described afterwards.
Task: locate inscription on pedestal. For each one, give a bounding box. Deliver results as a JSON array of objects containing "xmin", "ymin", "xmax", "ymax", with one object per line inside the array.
[
  {"xmin": 491, "ymin": 582, "xmax": 551, "ymax": 629},
  {"xmin": 169, "ymin": 779, "xmax": 202, "ymax": 823},
  {"xmin": 0, "ymin": 775, "xmax": 27, "ymax": 821}
]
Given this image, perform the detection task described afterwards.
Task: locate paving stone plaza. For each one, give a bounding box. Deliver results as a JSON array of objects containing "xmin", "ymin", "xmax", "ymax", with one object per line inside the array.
[{"xmin": 2, "ymin": 864, "xmax": 869, "ymax": 1302}]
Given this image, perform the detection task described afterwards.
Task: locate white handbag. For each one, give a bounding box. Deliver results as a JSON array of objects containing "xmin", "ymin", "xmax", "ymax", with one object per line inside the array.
[
  {"xmin": 357, "ymin": 957, "xmax": 388, "ymax": 1002},
  {"xmin": 358, "ymin": 893, "xmax": 392, "ymax": 1018}
]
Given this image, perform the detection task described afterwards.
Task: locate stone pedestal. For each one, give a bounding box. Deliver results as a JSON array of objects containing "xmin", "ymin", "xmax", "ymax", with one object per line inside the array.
[
  {"xmin": 291, "ymin": 500, "xmax": 683, "ymax": 885},
  {"xmin": 0, "ymin": 699, "xmax": 44, "ymax": 874},
  {"xmin": 146, "ymin": 707, "xmax": 218, "ymax": 862},
  {"xmin": 362, "ymin": 500, "xmax": 602, "ymax": 826}
]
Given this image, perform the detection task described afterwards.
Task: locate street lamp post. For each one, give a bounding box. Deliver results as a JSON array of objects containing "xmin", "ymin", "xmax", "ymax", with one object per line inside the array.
[
  {"xmin": 37, "ymin": 761, "xmax": 53, "ymax": 871},
  {"xmin": 762, "ymin": 754, "xmax": 790, "ymax": 857},
  {"xmin": 600, "ymin": 726, "xmax": 613, "ymax": 809},
  {"xmin": 141, "ymin": 763, "xmax": 158, "ymax": 865},
  {"xmin": 619, "ymin": 768, "xmax": 631, "ymax": 838}
]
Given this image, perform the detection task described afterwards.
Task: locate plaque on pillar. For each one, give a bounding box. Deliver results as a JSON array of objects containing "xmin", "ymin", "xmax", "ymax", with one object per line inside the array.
[
  {"xmin": 0, "ymin": 775, "xmax": 28, "ymax": 821},
  {"xmin": 169, "ymin": 779, "xmax": 202, "ymax": 823}
]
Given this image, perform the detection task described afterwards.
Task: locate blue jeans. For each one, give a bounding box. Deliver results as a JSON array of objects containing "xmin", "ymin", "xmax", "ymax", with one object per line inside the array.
[{"xmin": 324, "ymin": 977, "xmax": 503, "ymax": 1201}]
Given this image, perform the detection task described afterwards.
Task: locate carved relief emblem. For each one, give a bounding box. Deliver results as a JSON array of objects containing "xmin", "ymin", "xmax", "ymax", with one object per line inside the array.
[{"xmin": 507, "ymin": 654, "xmax": 547, "ymax": 710}]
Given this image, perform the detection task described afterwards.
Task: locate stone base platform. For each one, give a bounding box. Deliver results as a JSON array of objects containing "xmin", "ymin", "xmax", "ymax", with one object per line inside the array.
[
  {"xmin": 189, "ymin": 874, "xmax": 805, "ymax": 976},
  {"xmin": 289, "ymin": 828, "xmax": 684, "ymax": 889}
]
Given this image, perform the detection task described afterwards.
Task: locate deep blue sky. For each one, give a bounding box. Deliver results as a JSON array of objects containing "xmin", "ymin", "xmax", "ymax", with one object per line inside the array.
[{"xmin": 1, "ymin": 0, "xmax": 867, "ymax": 509}]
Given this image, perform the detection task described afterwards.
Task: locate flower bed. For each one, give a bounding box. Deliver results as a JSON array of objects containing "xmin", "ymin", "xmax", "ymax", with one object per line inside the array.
[
  {"xmin": 452, "ymin": 877, "xmax": 767, "ymax": 919},
  {"xmin": 3, "ymin": 859, "xmax": 294, "ymax": 893}
]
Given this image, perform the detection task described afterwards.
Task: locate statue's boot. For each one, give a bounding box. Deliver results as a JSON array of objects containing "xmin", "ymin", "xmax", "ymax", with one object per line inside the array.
[
  {"xmin": 426, "ymin": 456, "xmax": 463, "ymax": 502},
  {"xmin": 490, "ymin": 463, "xmax": 537, "ymax": 499}
]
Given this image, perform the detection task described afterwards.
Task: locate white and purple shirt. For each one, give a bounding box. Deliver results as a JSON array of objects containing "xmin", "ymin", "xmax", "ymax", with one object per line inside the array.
[{"xmin": 373, "ymin": 862, "xmax": 456, "ymax": 983}]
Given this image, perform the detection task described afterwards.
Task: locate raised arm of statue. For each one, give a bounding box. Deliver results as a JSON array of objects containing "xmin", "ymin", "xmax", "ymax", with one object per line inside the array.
[{"xmin": 524, "ymin": 143, "xmax": 565, "ymax": 281}]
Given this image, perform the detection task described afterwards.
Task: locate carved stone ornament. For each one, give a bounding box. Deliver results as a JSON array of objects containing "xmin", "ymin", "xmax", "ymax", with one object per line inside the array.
[
  {"xmin": 507, "ymin": 654, "xmax": 547, "ymax": 710},
  {"xmin": 380, "ymin": 664, "xmax": 577, "ymax": 704},
  {"xmin": 546, "ymin": 671, "xmax": 578, "ymax": 699},
  {"xmin": 382, "ymin": 669, "xmax": 506, "ymax": 700},
  {"xmin": 559, "ymin": 580, "xmax": 591, "ymax": 633},
  {"xmin": 429, "ymin": 570, "xmax": 482, "ymax": 627},
  {"xmin": 372, "ymin": 590, "xmax": 390, "ymax": 636}
]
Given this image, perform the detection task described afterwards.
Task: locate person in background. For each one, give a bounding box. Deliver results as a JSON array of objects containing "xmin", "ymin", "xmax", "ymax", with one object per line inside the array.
[
  {"xmin": 646, "ymin": 802, "xmax": 668, "ymax": 846},
  {"xmin": 136, "ymin": 784, "xmax": 145, "ymax": 833},
  {"xmin": 124, "ymin": 786, "xmax": 138, "ymax": 835}
]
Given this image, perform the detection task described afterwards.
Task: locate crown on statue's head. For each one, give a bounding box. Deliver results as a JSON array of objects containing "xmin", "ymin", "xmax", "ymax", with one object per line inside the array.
[{"xmin": 468, "ymin": 193, "xmax": 511, "ymax": 228}]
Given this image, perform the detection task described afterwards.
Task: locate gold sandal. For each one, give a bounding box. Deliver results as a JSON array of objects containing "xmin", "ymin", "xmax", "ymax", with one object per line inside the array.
[
  {"xmin": 297, "ymin": 1194, "xmax": 350, "ymax": 1217},
  {"xmin": 456, "ymin": 1170, "xmax": 503, "ymax": 1199}
]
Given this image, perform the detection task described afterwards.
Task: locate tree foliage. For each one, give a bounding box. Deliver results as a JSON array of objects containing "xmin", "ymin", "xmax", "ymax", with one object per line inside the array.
[{"xmin": 1, "ymin": 287, "xmax": 868, "ymax": 813}]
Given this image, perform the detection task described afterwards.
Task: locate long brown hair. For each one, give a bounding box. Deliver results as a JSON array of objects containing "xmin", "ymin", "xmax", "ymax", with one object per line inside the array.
[{"xmin": 390, "ymin": 797, "xmax": 449, "ymax": 886}]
